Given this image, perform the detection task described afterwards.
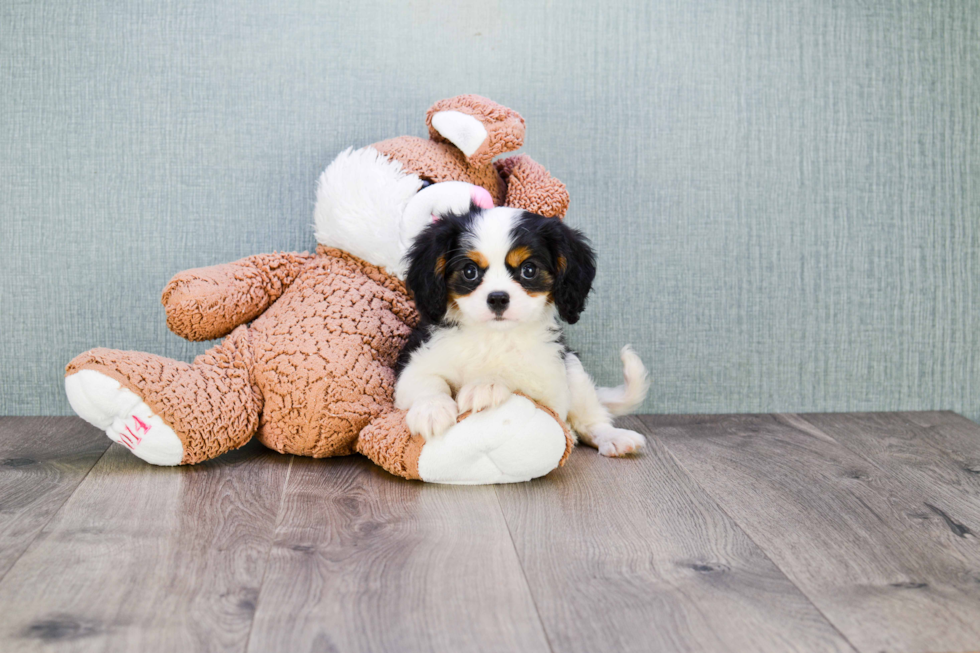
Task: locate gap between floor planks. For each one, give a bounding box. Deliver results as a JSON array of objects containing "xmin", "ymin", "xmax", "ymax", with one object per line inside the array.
[
  {"xmin": 0, "ymin": 417, "xmax": 110, "ymax": 583},
  {"xmin": 3, "ymin": 414, "xmax": 979, "ymax": 652},
  {"xmin": 0, "ymin": 420, "xmax": 551, "ymax": 653},
  {"xmin": 645, "ymin": 411, "xmax": 980, "ymax": 653},
  {"xmin": 0, "ymin": 416, "xmax": 853, "ymax": 653}
]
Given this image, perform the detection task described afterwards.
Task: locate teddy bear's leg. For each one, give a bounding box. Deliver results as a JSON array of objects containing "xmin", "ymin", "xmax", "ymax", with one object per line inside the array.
[
  {"xmin": 356, "ymin": 396, "xmax": 573, "ymax": 484},
  {"xmin": 355, "ymin": 409, "xmax": 427, "ymax": 480},
  {"xmin": 64, "ymin": 325, "xmax": 262, "ymax": 465}
]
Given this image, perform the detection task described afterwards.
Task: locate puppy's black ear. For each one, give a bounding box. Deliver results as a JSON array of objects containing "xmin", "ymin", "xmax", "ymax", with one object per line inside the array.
[
  {"xmin": 547, "ymin": 218, "xmax": 596, "ymax": 324},
  {"xmin": 405, "ymin": 219, "xmax": 458, "ymax": 323}
]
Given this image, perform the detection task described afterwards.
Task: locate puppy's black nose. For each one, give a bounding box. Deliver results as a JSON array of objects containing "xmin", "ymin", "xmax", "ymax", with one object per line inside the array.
[{"xmin": 487, "ymin": 291, "xmax": 510, "ymax": 313}]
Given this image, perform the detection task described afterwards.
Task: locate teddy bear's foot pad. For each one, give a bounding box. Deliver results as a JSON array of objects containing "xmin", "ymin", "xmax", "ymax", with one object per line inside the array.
[
  {"xmin": 416, "ymin": 395, "xmax": 567, "ymax": 485},
  {"xmin": 65, "ymin": 370, "xmax": 184, "ymax": 466}
]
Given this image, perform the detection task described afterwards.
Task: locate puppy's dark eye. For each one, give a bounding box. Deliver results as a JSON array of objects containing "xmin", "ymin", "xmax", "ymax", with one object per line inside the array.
[
  {"xmin": 521, "ymin": 262, "xmax": 537, "ymax": 279},
  {"xmin": 419, "ymin": 178, "xmax": 433, "ymax": 190},
  {"xmin": 463, "ymin": 263, "xmax": 479, "ymax": 281}
]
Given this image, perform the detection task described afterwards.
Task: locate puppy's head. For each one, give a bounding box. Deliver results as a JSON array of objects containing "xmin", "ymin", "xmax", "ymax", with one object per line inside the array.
[{"xmin": 405, "ymin": 207, "xmax": 596, "ymax": 327}]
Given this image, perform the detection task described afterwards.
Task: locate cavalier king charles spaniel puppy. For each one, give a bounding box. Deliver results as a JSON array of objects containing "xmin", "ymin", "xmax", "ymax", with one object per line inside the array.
[{"xmin": 394, "ymin": 206, "xmax": 649, "ymax": 457}]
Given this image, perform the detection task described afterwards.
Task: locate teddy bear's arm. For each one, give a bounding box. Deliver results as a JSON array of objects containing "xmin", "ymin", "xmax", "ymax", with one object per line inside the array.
[
  {"xmin": 494, "ymin": 154, "xmax": 570, "ymax": 219},
  {"xmin": 161, "ymin": 252, "xmax": 315, "ymax": 341}
]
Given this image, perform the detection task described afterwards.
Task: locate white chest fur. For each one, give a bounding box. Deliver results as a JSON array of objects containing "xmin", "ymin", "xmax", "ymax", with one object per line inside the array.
[{"xmin": 417, "ymin": 321, "xmax": 570, "ymax": 420}]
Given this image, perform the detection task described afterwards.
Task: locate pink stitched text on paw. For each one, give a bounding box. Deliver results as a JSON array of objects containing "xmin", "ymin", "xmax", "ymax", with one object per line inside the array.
[{"xmin": 118, "ymin": 415, "xmax": 151, "ymax": 449}]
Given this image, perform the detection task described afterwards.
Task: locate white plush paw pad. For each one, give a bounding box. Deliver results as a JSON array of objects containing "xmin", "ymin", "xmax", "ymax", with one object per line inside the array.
[
  {"xmin": 594, "ymin": 426, "xmax": 645, "ymax": 457},
  {"xmin": 456, "ymin": 380, "xmax": 511, "ymax": 414},
  {"xmin": 417, "ymin": 395, "xmax": 567, "ymax": 485},
  {"xmin": 65, "ymin": 370, "xmax": 184, "ymax": 466},
  {"xmin": 406, "ymin": 394, "xmax": 459, "ymax": 440}
]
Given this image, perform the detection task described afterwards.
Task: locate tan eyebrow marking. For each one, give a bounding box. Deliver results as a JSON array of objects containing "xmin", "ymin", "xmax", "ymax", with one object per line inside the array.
[
  {"xmin": 466, "ymin": 250, "xmax": 489, "ymax": 268},
  {"xmin": 506, "ymin": 246, "xmax": 533, "ymax": 268}
]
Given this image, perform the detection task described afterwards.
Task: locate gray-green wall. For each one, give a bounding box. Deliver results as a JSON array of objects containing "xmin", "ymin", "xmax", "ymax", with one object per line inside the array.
[{"xmin": 3, "ymin": 1, "xmax": 978, "ymax": 420}]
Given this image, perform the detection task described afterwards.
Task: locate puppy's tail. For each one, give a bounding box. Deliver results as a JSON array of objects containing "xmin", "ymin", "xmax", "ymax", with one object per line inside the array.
[{"xmin": 597, "ymin": 345, "xmax": 650, "ymax": 416}]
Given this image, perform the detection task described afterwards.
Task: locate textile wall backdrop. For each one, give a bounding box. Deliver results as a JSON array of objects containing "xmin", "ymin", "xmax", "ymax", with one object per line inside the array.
[{"xmin": 2, "ymin": 1, "xmax": 978, "ymax": 419}]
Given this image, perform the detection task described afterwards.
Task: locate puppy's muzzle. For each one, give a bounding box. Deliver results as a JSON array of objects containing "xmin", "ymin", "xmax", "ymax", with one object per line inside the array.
[{"xmin": 487, "ymin": 291, "xmax": 510, "ymax": 315}]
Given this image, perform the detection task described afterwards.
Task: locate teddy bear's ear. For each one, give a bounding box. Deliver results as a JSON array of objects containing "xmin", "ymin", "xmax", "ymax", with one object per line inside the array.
[
  {"xmin": 495, "ymin": 154, "xmax": 570, "ymax": 218},
  {"xmin": 426, "ymin": 95, "xmax": 525, "ymax": 167}
]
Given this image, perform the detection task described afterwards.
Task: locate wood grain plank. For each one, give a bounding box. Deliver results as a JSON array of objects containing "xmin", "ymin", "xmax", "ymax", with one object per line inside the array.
[
  {"xmin": 0, "ymin": 417, "xmax": 109, "ymax": 580},
  {"xmin": 495, "ymin": 416, "xmax": 855, "ymax": 653},
  {"xmin": 246, "ymin": 455, "xmax": 552, "ymax": 653},
  {"xmin": 899, "ymin": 411, "xmax": 980, "ymax": 484},
  {"xmin": 646, "ymin": 413, "xmax": 980, "ymax": 653},
  {"xmin": 0, "ymin": 439, "xmax": 290, "ymax": 653},
  {"xmin": 798, "ymin": 411, "xmax": 980, "ymax": 536}
]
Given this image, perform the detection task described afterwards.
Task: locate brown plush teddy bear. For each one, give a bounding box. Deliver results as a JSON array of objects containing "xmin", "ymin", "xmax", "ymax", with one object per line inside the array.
[{"xmin": 65, "ymin": 95, "xmax": 580, "ymax": 484}]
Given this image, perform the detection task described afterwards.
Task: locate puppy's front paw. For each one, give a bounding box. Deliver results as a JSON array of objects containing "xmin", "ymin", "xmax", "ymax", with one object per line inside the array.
[
  {"xmin": 456, "ymin": 379, "xmax": 512, "ymax": 414},
  {"xmin": 595, "ymin": 427, "xmax": 645, "ymax": 457},
  {"xmin": 406, "ymin": 394, "xmax": 459, "ymax": 440}
]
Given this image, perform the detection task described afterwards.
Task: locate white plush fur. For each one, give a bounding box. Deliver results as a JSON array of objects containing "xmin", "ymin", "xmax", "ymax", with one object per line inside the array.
[
  {"xmin": 314, "ymin": 147, "xmax": 482, "ymax": 279},
  {"xmin": 430, "ymin": 110, "xmax": 489, "ymax": 157},
  {"xmin": 400, "ymin": 181, "xmax": 482, "ymax": 259},
  {"xmin": 314, "ymin": 147, "xmax": 421, "ymax": 277},
  {"xmin": 396, "ymin": 207, "xmax": 649, "ymax": 456},
  {"xmin": 416, "ymin": 394, "xmax": 568, "ymax": 484},
  {"xmin": 65, "ymin": 370, "xmax": 184, "ymax": 465}
]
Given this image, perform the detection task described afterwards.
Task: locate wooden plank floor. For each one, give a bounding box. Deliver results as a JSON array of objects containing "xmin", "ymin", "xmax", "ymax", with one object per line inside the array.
[{"xmin": 0, "ymin": 413, "xmax": 977, "ymax": 653}]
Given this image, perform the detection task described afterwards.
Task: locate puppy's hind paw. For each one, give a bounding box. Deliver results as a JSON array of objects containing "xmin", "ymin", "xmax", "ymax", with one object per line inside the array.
[
  {"xmin": 456, "ymin": 379, "xmax": 512, "ymax": 414},
  {"xmin": 406, "ymin": 394, "xmax": 459, "ymax": 440},
  {"xmin": 595, "ymin": 427, "xmax": 645, "ymax": 457}
]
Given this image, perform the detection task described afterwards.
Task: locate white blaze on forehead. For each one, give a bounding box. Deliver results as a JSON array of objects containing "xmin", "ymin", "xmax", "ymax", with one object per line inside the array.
[
  {"xmin": 431, "ymin": 110, "xmax": 489, "ymax": 157},
  {"xmin": 452, "ymin": 207, "xmax": 550, "ymax": 326},
  {"xmin": 464, "ymin": 207, "xmax": 523, "ymax": 272}
]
